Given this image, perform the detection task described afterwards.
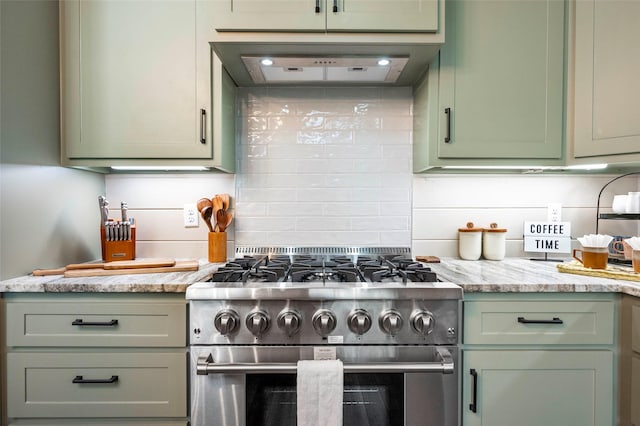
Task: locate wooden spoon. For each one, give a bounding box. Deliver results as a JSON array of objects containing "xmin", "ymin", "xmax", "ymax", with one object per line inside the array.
[
  {"xmin": 212, "ymin": 195, "xmax": 223, "ymax": 213},
  {"xmin": 201, "ymin": 206, "xmax": 214, "ymax": 232},
  {"xmin": 197, "ymin": 197, "xmax": 212, "ymax": 213},
  {"xmin": 221, "ymin": 193, "xmax": 230, "ymax": 211},
  {"xmin": 216, "ymin": 209, "xmax": 226, "ymax": 232},
  {"xmin": 223, "ymin": 211, "xmax": 234, "ymax": 232}
]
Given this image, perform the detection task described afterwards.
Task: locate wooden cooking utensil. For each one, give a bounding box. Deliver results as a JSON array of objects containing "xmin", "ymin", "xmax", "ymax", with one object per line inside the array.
[
  {"xmin": 212, "ymin": 195, "xmax": 223, "ymax": 214},
  {"xmin": 197, "ymin": 197, "xmax": 212, "ymax": 213},
  {"xmin": 222, "ymin": 211, "xmax": 233, "ymax": 232},
  {"xmin": 221, "ymin": 193, "xmax": 230, "ymax": 211},
  {"xmin": 216, "ymin": 209, "xmax": 226, "ymax": 232},
  {"xmin": 201, "ymin": 205, "xmax": 214, "ymax": 232}
]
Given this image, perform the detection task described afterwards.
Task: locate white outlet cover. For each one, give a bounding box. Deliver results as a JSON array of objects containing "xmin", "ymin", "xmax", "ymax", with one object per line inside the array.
[
  {"xmin": 547, "ymin": 203, "xmax": 562, "ymax": 222},
  {"xmin": 183, "ymin": 203, "xmax": 199, "ymax": 227}
]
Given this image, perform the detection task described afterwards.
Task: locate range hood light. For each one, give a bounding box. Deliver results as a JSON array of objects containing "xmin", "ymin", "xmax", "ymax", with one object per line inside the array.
[
  {"xmin": 260, "ymin": 58, "xmax": 273, "ymax": 66},
  {"xmin": 377, "ymin": 58, "xmax": 390, "ymax": 66}
]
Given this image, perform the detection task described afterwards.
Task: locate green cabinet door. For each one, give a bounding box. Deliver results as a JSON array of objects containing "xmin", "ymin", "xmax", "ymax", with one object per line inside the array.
[
  {"xmin": 212, "ymin": 0, "xmax": 439, "ymax": 32},
  {"xmin": 573, "ymin": 0, "xmax": 640, "ymax": 159},
  {"xmin": 437, "ymin": 0, "xmax": 564, "ymax": 160},
  {"xmin": 326, "ymin": 0, "xmax": 438, "ymax": 32},
  {"xmin": 211, "ymin": 0, "xmax": 325, "ymax": 31},
  {"xmin": 463, "ymin": 350, "xmax": 614, "ymax": 426}
]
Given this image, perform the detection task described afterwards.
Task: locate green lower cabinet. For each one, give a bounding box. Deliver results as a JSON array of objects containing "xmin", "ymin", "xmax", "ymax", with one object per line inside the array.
[{"xmin": 462, "ymin": 350, "xmax": 614, "ymax": 426}]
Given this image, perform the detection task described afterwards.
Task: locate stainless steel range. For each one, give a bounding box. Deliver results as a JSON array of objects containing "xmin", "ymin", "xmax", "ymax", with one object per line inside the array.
[{"xmin": 187, "ymin": 247, "xmax": 462, "ymax": 426}]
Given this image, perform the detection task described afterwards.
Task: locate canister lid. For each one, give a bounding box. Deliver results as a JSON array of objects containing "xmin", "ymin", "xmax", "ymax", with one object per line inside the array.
[
  {"xmin": 484, "ymin": 222, "xmax": 507, "ymax": 233},
  {"xmin": 458, "ymin": 222, "xmax": 483, "ymax": 232}
]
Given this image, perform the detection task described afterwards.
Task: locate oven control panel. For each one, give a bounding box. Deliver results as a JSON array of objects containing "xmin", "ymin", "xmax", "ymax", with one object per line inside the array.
[{"xmin": 189, "ymin": 299, "xmax": 458, "ymax": 345}]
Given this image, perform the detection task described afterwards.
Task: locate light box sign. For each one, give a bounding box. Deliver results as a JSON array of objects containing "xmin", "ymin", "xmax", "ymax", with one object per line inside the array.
[{"xmin": 524, "ymin": 221, "xmax": 572, "ymax": 253}]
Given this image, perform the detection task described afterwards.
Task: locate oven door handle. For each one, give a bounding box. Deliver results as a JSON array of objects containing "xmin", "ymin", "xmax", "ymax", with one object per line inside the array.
[{"xmin": 196, "ymin": 348, "xmax": 454, "ymax": 375}]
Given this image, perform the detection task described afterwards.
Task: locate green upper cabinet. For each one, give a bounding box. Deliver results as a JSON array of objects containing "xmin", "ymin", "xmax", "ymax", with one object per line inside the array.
[
  {"xmin": 572, "ymin": 0, "xmax": 640, "ymax": 163},
  {"xmin": 211, "ymin": 0, "xmax": 439, "ymax": 32},
  {"xmin": 414, "ymin": 0, "xmax": 565, "ymax": 171},
  {"xmin": 60, "ymin": 0, "xmax": 236, "ymax": 172}
]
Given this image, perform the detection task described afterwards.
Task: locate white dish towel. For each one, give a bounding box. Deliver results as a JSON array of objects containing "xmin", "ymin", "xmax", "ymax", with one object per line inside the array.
[{"xmin": 297, "ymin": 359, "xmax": 344, "ymax": 426}]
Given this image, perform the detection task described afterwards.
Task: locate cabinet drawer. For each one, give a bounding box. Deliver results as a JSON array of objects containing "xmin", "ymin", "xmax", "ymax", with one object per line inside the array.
[
  {"xmin": 6, "ymin": 300, "xmax": 185, "ymax": 347},
  {"xmin": 6, "ymin": 351, "xmax": 186, "ymax": 418},
  {"xmin": 464, "ymin": 300, "xmax": 615, "ymax": 345}
]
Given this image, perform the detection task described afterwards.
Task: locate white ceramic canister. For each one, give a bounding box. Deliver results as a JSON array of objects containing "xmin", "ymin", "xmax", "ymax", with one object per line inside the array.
[
  {"xmin": 483, "ymin": 223, "xmax": 508, "ymax": 260},
  {"xmin": 458, "ymin": 222, "xmax": 483, "ymax": 260}
]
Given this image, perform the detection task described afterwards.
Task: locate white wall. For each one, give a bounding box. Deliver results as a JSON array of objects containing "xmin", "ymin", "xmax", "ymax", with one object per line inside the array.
[
  {"xmin": 412, "ymin": 174, "xmax": 640, "ymax": 258},
  {"xmin": 0, "ymin": 0, "xmax": 104, "ymax": 279},
  {"xmin": 105, "ymin": 86, "xmax": 639, "ymax": 260}
]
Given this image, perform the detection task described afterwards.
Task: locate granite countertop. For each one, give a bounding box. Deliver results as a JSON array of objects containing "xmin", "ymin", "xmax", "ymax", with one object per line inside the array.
[
  {"xmin": 0, "ymin": 259, "xmax": 221, "ymax": 293},
  {"xmin": 1, "ymin": 257, "xmax": 639, "ymax": 297},
  {"xmin": 428, "ymin": 258, "xmax": 640, "ymax": 298}
]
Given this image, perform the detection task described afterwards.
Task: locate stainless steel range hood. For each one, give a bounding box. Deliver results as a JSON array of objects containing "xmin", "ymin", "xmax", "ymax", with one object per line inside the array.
[
  {"xmin": 241, "ymin": 55, "xmax": 409, "ymax": 84},
  {"xmin": 211, "ymin": 40, "xmax": 443, "ymax": 87}
]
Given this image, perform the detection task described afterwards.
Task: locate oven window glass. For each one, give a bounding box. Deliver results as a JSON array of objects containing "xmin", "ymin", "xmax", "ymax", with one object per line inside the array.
[{"xmin": 246, "ymin": 373, "xmax": 403, "ymax": 426}]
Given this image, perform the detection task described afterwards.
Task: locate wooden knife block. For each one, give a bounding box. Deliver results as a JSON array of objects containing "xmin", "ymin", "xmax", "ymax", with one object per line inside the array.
[{"xmin": 100, "ymin": 223, "xmax": 136, "ymax": 262}]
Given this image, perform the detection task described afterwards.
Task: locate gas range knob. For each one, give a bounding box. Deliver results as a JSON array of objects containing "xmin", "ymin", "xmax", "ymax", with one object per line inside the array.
[
  {"xmin": 348, "ymin": 309, "xmax": 372, "ymax": 335},
  {"xmin": 312, "ymin": 309, "xmax": 337, "ymax": 336},
  {"xmin": 410, "ymin": 310, "xmax": 435, "ymax": 336},
  {"xmin": 214, "ymin": 309, "xmax": 240, "ymax": 336},
  {"xmin": 246, "ymin": 310, "xmax": 270, "ymax": 337},
  {"xmin": 277, "ymin": 310, "xmax": 302, "ymax": 337},
  {"xmin": 379, "ymin": 309, "xmax": 404, "ymax": 336}
]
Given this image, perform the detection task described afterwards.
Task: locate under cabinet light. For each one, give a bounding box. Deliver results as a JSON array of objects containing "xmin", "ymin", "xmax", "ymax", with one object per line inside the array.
[
  {"xmin": 441, "ymin": 164, "xmax": 608, "ymax": 171},
  {"xmin": 110, "ymin": 166, "xmax": 209, "ymax": 171},
  {"xmin": 563, "ymin": 164, "xmax": 608, "ymax": 170},
  {"xmin": 377, "ymin": 58, "xmax": 390, "ymax": 66}
]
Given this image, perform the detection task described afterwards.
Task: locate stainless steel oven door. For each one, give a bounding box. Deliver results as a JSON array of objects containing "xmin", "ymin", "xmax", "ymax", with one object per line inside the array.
[{"xmin": 190, "ymin": 345, "xmax": 458, "ymax": 426}]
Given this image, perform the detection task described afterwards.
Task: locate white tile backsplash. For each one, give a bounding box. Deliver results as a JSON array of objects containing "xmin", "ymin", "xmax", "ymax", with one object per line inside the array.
[
  {"xmin": 104, "ymin": 88, "xmax": 640, "ymax": 260},
  {"xmin": 235, "ymin": 86, "xmax": 415, "ymax": 246}
]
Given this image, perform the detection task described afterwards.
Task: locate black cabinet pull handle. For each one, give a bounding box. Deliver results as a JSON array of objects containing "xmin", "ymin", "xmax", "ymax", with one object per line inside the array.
[
  {"xmin": 333, "ymin": 0, "xmax": 338, "ymax": 12},
  {"xmin": 469, "ymin": 368, "xmax": 478, "ymax": 413},
  {"xmin": 72, "ymin": 319, "xmax": 118, "ymax": 326},
  {"xmin": 444, "ymin": 107, "xmax": 451, "ymax": 143},
  {"xmin": 73, "ymin": 375, "xmax": 118, "ymax": 384},
  {"xmin": 517, "ymin": 316, "xmax": 563, "ymax": 324},
  {"xmin": 315, "ymin": 0, "xmax": 320, "ymax": 13},
  {"xmin": 200, "ymin": 108, "xmax": 206, "ymax": 144}
]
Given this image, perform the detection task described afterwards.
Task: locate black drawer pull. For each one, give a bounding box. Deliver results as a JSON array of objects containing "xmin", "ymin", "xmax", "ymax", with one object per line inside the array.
[
  {"xmin": 200, "ymin": 108, "xmax": 207, "ymax": 144},
  {"xmin": 73, "ymin": 375, "xmax": 118, "ymax": 384},
  {"xmin": 469, "ymin": 368, "xmax": 478, "ymax": 413},
  {"xmin": 444, "ymin": 107, "xmax": 452, "ymax": 143},
  {"xmin": 517, "ymin": 316, "xmax": 563, "ymax": 325},
  {"xmin": 72, "ymin": 319, "xmax": 119, "ymax": 326}
]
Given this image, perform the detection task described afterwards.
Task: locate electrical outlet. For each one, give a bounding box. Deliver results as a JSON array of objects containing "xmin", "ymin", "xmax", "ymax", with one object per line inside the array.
[
  {"xmin": 183, "ymin": 203, "xmax": 199, "ymax": 227},
  {"xmin": 547, "ymin": 203, "xmax": 562, "ymax": 222}
]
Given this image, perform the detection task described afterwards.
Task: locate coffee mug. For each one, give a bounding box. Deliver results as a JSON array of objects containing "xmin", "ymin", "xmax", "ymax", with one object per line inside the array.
[
  {"xmin": 612, "ymin": 195, "xmax": 628, "ymax": 214},
  {"xmin": 573, "ymin": 246, "xmax": 608, "ymax": 269},
  {"xmin": 633, "ymin": 250, "xmax": 640, "ymax": 273},
  {"xmin": 626, "ymin": 192, "xmax": 640, "ymax": 213},
  {"xmin": 609, "ymin": 236, "xmax": 632, "ymax": 259}
]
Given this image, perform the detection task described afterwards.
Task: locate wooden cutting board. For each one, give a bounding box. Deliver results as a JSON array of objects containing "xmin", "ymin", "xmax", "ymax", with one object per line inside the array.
[
  {"xmin": 416, "ymin": 255, "xmax": 441, "ymax": 263},
  {"xmin": 32, "ymin": 258, "xmax": 178, "ymax": 276},
  {"xmin": 62, "ymin": 260, "xmax": 199, "ymax": 278}
]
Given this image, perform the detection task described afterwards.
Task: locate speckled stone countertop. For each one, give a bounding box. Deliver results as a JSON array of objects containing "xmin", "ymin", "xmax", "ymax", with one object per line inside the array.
[
  {"xmin": 1, "ymin": 257, "xmax": 639, "ymax": 297},
  {"xmin": 0, "ymin": 259, "xmax": 221, "ymax": 293},
  {"xmin": 428, "ymin": 258, "xmax": 640, "ymax": 298}
]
